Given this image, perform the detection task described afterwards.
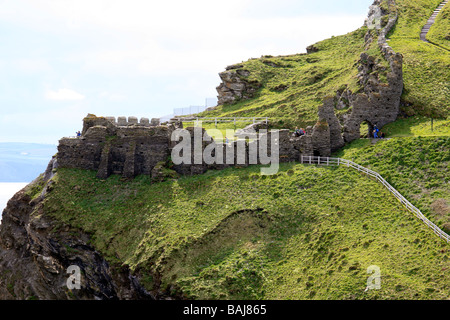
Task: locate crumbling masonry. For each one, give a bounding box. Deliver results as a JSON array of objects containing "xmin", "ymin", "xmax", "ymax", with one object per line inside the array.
[
  {"xmin": 57, "ymin": 0, "xmax": 403, "ymax": 179},
  {"xmin": 215, "ymin": 0, "xmax": 403, "ymax": 156}
]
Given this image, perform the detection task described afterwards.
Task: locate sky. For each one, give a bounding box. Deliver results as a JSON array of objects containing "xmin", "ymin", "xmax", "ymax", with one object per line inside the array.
[{"xmin": 0, "ymin": 0, "xmax": 374, "ymax": 145}]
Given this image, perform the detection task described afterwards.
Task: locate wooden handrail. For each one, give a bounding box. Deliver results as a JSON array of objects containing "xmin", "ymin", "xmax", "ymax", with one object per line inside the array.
[{"xmin": 300, "ymin": 156, "xmax": 450, "ymax": 243}]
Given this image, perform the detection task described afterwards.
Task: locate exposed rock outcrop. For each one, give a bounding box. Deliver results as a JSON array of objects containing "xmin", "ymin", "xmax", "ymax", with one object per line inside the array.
[
  {"xmin": 0, "ymin": 160, "xmax": 154, "ymax": 300},
  {"xmin": 306, "ymin": 45, "xmax": 319, "ymax": 54},
  {"xmin": 216, "ymin": 67, "xmax": 262, "ymax": 105}
]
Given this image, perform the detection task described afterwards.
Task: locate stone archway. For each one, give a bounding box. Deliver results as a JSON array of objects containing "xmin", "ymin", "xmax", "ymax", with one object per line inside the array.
[{"xmin": 343, "ymin": 113, "xmax": 380, "ymax": 142}]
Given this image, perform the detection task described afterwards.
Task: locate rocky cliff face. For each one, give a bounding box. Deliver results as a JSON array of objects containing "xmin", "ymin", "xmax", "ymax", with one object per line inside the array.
[{"xmin": 0, "ymin": 158, "xmax": 154, "ymax": 300}]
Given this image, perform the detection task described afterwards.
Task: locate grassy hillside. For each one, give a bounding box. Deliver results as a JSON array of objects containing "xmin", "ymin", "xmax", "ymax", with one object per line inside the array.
[
  {"xmin": 199, "ymin": 27, "xmax": 371, "ymax": 129},
  {"xmin": 335, "ymin": 136, "xmax": 450, "ymax": 233},
  {"xmin": 36, "ymin": 135, "xmax": 449, "ymax": 300},
  {"xmin": 27, "ymin": 0, "xmax": 449, "ymax": 301},
  {"xmin": 381, "ymin": 116, "xmax": 450, "ymax": 137},
  {"xmin": 388, "ymin": 0, "xmax": 449, "ymax": 117},
  {"xmin": 427, "ymin": 1, "xmax": 450, "ymax": 50},
  {"xmin": 199, "ymin": 0, "xmax": 448, "ymax": 128}
]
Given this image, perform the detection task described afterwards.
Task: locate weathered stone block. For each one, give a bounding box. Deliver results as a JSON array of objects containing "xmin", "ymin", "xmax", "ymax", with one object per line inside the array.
[
  {"xmin": 117, "ymin": 117, "xmax": 127, "ymax": 126},
  {"xmin": 140, "ymin": 117, "xmax": 150, "ymax": 126},
  {"xmin": 128, "ymin": 116, "xmax": 138, "ymax": 125}
]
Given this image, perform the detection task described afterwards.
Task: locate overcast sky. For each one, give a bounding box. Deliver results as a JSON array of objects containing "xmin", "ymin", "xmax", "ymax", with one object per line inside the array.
[{"xmin": 0, "ymin": 0, "xmax": 373, "ymax": 145}]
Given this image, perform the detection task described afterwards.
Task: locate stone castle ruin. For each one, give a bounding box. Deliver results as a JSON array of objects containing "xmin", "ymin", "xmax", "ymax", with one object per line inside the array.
[
  {"xmin": 214, "ymin": 0, "xmax": 403, "ymax": 151},
  {"xmin": 57, "ymin": 114, "xmax": 315, "ymax": 180},
  {"xmin": 57, "ymin": 0, "xmax": 403, "ymax": 180}
]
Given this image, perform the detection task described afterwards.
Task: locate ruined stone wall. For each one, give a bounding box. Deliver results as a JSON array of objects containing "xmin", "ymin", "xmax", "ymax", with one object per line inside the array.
[
  {"xmin": 309, "ymin": 0, "xmax": 403, "ymax": 154},
  {"xmin": 58, "ymin": 2, "xmax": 404, "ymax": 176},
  {"xmin": 58, "ymin": 115, "xmax": 172, "ymax": 180},
  {"xmin": 58, "ymin": 115, "xmax": 315, "ymax": 180},
  {"xmin": 342, "ymin": 0, "xmax": 402, "ymax": 142},
  {"xmin": 105, "ymin": 116, "xmax": 161, "ymax": 127}
]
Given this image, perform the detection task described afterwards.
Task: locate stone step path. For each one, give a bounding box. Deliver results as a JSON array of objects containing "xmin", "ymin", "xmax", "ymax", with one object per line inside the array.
[{"xmin": 420, "ymin": 0, "xmax": 449, "ymax": 42}]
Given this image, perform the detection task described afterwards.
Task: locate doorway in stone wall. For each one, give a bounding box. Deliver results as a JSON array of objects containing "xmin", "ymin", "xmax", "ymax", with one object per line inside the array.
[{"xmin": 360, "ymin": 120, "xmax": 375, "ymax": 138}]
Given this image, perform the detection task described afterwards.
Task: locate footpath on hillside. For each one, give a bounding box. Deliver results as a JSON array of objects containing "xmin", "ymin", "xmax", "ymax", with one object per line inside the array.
[{"xmin": 420, "ymin": 0, "xmax": 449, "ymax": 50}]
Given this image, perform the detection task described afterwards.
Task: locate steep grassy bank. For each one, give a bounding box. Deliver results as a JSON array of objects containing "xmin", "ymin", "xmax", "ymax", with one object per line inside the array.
[
  {"xmin": 199, "ymin": 27, "xmax": 371, "ymax": 129},
  {"xmin": 381, "ymin": 116, "xmax": 450, "ymax": 137},
  {"xmin": 335, "ymin": 136, "xmax": 450, "ymax": 233},
  {"xmin": 427, "ymin": 1, "xmax": 450, "ymax": 50},
  {"xmin": 388, "ymin": 0, "xmax": 449, "ymax": 117},
  {"xmin": 39, "ymin": 136, "xmax": 449, "ymax": 300},
  {"xmin": 200, "ymin": 0, "xmax": 448, "ymax": 131}
]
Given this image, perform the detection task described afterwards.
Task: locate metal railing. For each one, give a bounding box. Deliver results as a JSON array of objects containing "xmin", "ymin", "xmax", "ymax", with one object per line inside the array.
[
  {"xmin": 300, "ymin": 155, "xmax": 450, "ymax": 243},
  {"xmin": 172, "ymin": 117, "xmax": 270, "ymax": 127}
]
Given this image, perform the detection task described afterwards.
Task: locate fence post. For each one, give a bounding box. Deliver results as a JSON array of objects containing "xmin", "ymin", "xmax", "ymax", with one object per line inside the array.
[{"xmin": 299, "ymin": 156, "xmax": 450, "ymax": 242}]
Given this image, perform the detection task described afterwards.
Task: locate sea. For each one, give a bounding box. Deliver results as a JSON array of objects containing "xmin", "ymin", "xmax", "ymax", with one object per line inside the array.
[{"xmin": 0, "ymin": 142, "xmax": 56, "ymax": 221}]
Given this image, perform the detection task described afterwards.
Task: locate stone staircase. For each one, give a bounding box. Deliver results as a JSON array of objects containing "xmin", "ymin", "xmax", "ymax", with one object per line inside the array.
[{"xmin": 420, "ymin": 0, "xmax": 449, "ymax": 42}]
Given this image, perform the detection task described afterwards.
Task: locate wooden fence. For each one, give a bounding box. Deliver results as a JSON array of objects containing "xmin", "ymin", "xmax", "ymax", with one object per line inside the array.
[{"xmin": 300, "ymin": 155, "xmax": 450, "ymax": 243}]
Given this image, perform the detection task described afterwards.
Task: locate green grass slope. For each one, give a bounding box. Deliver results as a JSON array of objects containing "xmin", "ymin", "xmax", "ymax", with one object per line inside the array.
[
  {"xmin": 335, "ymin": 136, "xmax": 450, "ymax": 233},
  {"xmin": 200, "ymin": 0, "xmax": 448, "ymax": 129},
  {"xmin": 388, "ymin": 0, "xmax": 449, "ymax": 117},
  {"xmin": 38, "ymin": 136, "xmax": 449, "ymax": 300},
  {"xmin": 427, "ymin": 1, "xmax": 450, "ymax": 50},
  {"xmin": 199, "ymin": 27, "xmax": 372, "ymax": 129},
  {"xmin": 382, "ymin": 116, "xmax": 450, "ymax": 137}
]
